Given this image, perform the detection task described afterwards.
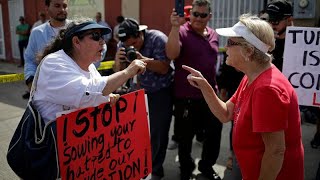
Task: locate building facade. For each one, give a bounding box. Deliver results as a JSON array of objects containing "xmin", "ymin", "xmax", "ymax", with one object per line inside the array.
[{"xmin": 0, "ymin": 0, "xmax": 319, "ymax": 61}]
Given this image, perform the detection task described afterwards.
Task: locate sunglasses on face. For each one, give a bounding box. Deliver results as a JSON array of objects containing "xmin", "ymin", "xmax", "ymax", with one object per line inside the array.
[
  {"xmin": 227, "ymin": 39, "xmax": 242, "ymax": 47},
  {"xmin": 268, "ymin": 17, "xmax": 288, "ymax": 25},
  {"xmin": 192, "ymin": 12, "xmax": 209, "ymax": 18},
  {"xmin": 80, "ymin": 32, "xmax": 103, "ymax": 41}
]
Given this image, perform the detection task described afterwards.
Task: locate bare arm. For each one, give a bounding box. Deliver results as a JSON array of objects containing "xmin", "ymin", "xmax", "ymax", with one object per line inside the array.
[
  {"xmin": 165, "ymin": 9, "xmax": 185, "ymax": 60},
  {"xmin": 102, "ymin": 60, "xmax": 146, "ymax": 95},
  {"xmin": 259, "ymin": 131, "xmax": 285, "ymax": 180},
  {"xmin": 166, "ymin": 26, "xmax": 180, "ymax": 60},
  {"xmin": 136, "ymin": 52, "xmax": 171, "ymax": 75},
  {"xmin": 198, "ymin": 79, "xmax": 234, "ymax": 123},
  {"xmin": 141, "ymin": 59, "xmax": 170, "ymax": 75},
  {"xmin": 182, "ymin": 65, "xmax": 234, "ymax": 123},
  {"xmin": 115, "ymin": 46, "xmax": 171, "ymax": 75}
]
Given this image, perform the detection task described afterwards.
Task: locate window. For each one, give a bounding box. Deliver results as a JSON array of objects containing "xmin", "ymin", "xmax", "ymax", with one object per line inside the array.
[{"xmin": 210, "ymin": 0, "xmax": 265, "ymax": 48}]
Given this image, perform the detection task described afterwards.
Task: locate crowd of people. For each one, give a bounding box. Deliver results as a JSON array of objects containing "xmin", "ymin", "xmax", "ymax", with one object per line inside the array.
[{"xmin": 11, "ymin": 0, "xmax": 319, "ymax": 179}]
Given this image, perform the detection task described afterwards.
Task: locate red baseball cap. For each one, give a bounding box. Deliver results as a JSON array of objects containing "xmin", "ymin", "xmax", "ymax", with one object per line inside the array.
[{"xmin": 184, "ymin": 5, "xmax": 192, "ymax": 19}]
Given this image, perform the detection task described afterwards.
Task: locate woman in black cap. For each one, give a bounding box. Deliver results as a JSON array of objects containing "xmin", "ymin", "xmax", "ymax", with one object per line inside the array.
[{"xmin": 33, "ymin": 18, "xmax": 146, "ymax": 123}]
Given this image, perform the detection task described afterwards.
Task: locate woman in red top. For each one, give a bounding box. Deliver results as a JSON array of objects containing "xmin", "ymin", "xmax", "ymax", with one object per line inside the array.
[{"xmin": 183, "ymin": 14, "xmax": 304, "ymax": 180}]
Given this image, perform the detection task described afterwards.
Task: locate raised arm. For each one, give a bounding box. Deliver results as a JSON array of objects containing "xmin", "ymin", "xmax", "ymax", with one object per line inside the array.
[
  {"xmin": 182, "ymin": 65, "xmax": 234, "ymax": 123},
  {"xmin": 165, "ymin": 9, "xmax": 185, "ymax": 60},
  {"xmin": 102, "ymin": 60, "xmax": 146, "ymax": 95}
]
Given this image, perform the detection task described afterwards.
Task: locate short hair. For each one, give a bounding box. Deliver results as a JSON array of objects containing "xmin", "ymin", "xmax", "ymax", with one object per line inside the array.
[
  {"xmin": 192, "ymin": 0, "xmax": 211, "ymax": 12},
  {"xmin": 96, "ymin": 12, "xmax": 102, "ymax": 18},
  {"xmin": 45, "ymin": 0, "xmax": 69, "ymax": 7},
  {"xmin": 118, "ymin": 18, "xmax": 145, "ymax": 42},
  {"xmin": 238, "ymin": 14, "xmax": 275, "ymax": 64}
]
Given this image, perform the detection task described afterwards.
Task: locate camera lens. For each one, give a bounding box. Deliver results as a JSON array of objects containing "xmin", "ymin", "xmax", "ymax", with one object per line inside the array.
[{"xmin": 125, "ymin": 46, "xmax": 137, "ymax": 61}]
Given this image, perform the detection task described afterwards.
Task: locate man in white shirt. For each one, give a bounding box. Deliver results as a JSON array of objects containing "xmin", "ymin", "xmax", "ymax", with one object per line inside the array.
[
  {"xmin": 95, "ymin": 12, "xmax": 112, "ymax": 44},
  {"xmin": 31, "ymin": 11, "xmax": 47, "ymax": 30},
  {"xmin": 23, "ymin": 0, "xmax": 69, "ymax": 99}
]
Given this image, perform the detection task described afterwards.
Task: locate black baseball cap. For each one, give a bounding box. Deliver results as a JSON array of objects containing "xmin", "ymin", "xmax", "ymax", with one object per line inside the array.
[
  {"xmin": 118, "ymin": 18, "xmax": 148, "ymax": 42},
  {"xmin": 266, "ymin": 0, "xmax": 293, "ymax": 21}
]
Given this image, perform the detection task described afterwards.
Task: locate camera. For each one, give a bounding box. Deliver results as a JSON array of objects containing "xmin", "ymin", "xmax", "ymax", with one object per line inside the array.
[{"xmin": 125, "ymin": 46, "xmax": 137, "ymax": 61}]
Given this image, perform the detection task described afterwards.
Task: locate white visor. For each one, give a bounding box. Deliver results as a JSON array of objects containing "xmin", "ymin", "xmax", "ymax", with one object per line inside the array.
[{"xmin": 216, "ymin": 22, "xmax": 270, "ymax": 53}]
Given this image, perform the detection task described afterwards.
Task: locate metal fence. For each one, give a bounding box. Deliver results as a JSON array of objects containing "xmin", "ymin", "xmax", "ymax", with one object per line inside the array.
[{"xmin": 209, "ymin": 0, "xmax": 265, "ymax": 47}]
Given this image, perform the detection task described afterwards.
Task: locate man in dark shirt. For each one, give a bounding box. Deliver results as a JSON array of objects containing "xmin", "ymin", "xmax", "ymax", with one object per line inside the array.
[
  {"xmin": 166, "ymin": 0, "xmax": 222, "ymax": 179},
  {"xmin": 115, "ymin": 18, "xmax": 174, "ymax": 180},
  {"xmin": 266, "ymin": 0, "xmax": 293, "ymax": 71}
]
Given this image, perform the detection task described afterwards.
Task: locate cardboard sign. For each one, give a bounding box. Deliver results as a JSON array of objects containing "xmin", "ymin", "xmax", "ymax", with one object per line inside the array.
[
  {"xmin": 283, "ymin": 26, "xmax": 320, "ymax": 107},
  {"xmin": 56, "ymin": 90, "xmax": 152, "ymax": 180}
]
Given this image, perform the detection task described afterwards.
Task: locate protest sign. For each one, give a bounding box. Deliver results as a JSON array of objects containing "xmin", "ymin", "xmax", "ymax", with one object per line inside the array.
[
  {"xmin": 283, "ymin": 26, "xmax": 320, "ymax": 107},
  {"xmin": 56, "ymin": 89, "xmax": 152, "ymax": 180}
]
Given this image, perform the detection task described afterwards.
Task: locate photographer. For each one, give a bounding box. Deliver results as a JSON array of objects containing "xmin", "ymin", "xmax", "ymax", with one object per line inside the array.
[{"xmin": 114, "ymin": 18, "xmax": 174, "ymax": 180}]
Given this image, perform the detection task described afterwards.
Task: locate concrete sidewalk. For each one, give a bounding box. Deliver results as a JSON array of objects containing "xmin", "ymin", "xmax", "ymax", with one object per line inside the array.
[
  {"xmin": 0, "ymin": 61, "xmax": 319, "ymax": 180},
  {"xmin": 0, "ymin": 60, "xmax": 24, "ymax": 74}
]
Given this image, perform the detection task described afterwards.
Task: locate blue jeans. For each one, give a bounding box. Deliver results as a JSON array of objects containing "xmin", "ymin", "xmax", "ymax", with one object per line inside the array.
[{"xmin": 18, "ymin": 39, "xmax": 28, "ymax": 65}]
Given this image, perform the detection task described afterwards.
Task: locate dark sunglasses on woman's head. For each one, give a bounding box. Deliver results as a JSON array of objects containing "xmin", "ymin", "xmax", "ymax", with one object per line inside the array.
[
  {"xmin": 227, "ymin": 39, "xmax": 242, "ymax": 47},
  {"xmin": 192, "ymin": 12, "xmax": 209, "ymax": 18}
]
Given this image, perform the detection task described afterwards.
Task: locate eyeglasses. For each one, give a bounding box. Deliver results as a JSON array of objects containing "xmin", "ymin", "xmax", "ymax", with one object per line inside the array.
[
  {"xmin": 89, "ymin": 32, "xmax": 103, "ymax": 41},
  {"xmin": 192, "ymin": 12, "xmax": 209, "ymax": 18},
  {"xmin": 227, "ymin": 39, "xmax": 242, "ymax": 47},
  {"xmin": 268, "ymin": 17, "xmax": 288, "ymax": 25},
  {"xmin": 80, "ymin": 32, "xmax": 103, "ymax": 41}
]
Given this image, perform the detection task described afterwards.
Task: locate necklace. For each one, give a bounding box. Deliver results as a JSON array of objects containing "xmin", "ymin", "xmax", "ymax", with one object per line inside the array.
[{"xmin": 49, "ymin": 21, "xmax": 66, "ymax": 38}]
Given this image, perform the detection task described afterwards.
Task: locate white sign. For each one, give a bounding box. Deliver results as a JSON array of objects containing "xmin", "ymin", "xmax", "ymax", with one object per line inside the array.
[{"xmin": 283, "ymin": 26, "xmax": 320, "ymax": 107}]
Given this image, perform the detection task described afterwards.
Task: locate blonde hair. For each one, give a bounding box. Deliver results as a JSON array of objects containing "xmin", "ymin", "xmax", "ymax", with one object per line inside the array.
[{"xmin": 238, "ymin": 14, "xmax": 275, "ymax": 64}]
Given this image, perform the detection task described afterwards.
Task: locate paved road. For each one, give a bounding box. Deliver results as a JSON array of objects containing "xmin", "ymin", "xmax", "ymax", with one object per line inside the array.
[{"xmin": 0, "ymin": 61, "xmax": 319, "ymax": 180}]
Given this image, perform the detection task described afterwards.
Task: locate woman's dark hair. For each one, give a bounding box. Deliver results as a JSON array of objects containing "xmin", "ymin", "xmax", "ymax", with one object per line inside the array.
[{"xmin": 37, "ymin": 17, "xmax": 92, "ymax": 62}]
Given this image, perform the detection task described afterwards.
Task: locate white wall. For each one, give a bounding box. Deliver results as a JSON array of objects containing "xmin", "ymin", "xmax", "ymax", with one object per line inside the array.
[
  {"xmin": 68, "ymin": 0, "xmax": 105, "ymax": 22},
  {"xmin": 122, "ymin": 0, "xmax": 140, "ymax": 22},
  {"xmin": 8, "ymin": 0, "xmax": 24, "ymax": 60},
  {"xmin": 0, "ymin": 4, "xmax": 5, "ymax": 59},
  {"xmin": 210, "ymin": 0, "xmax": 264, "ymax": 47}
]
